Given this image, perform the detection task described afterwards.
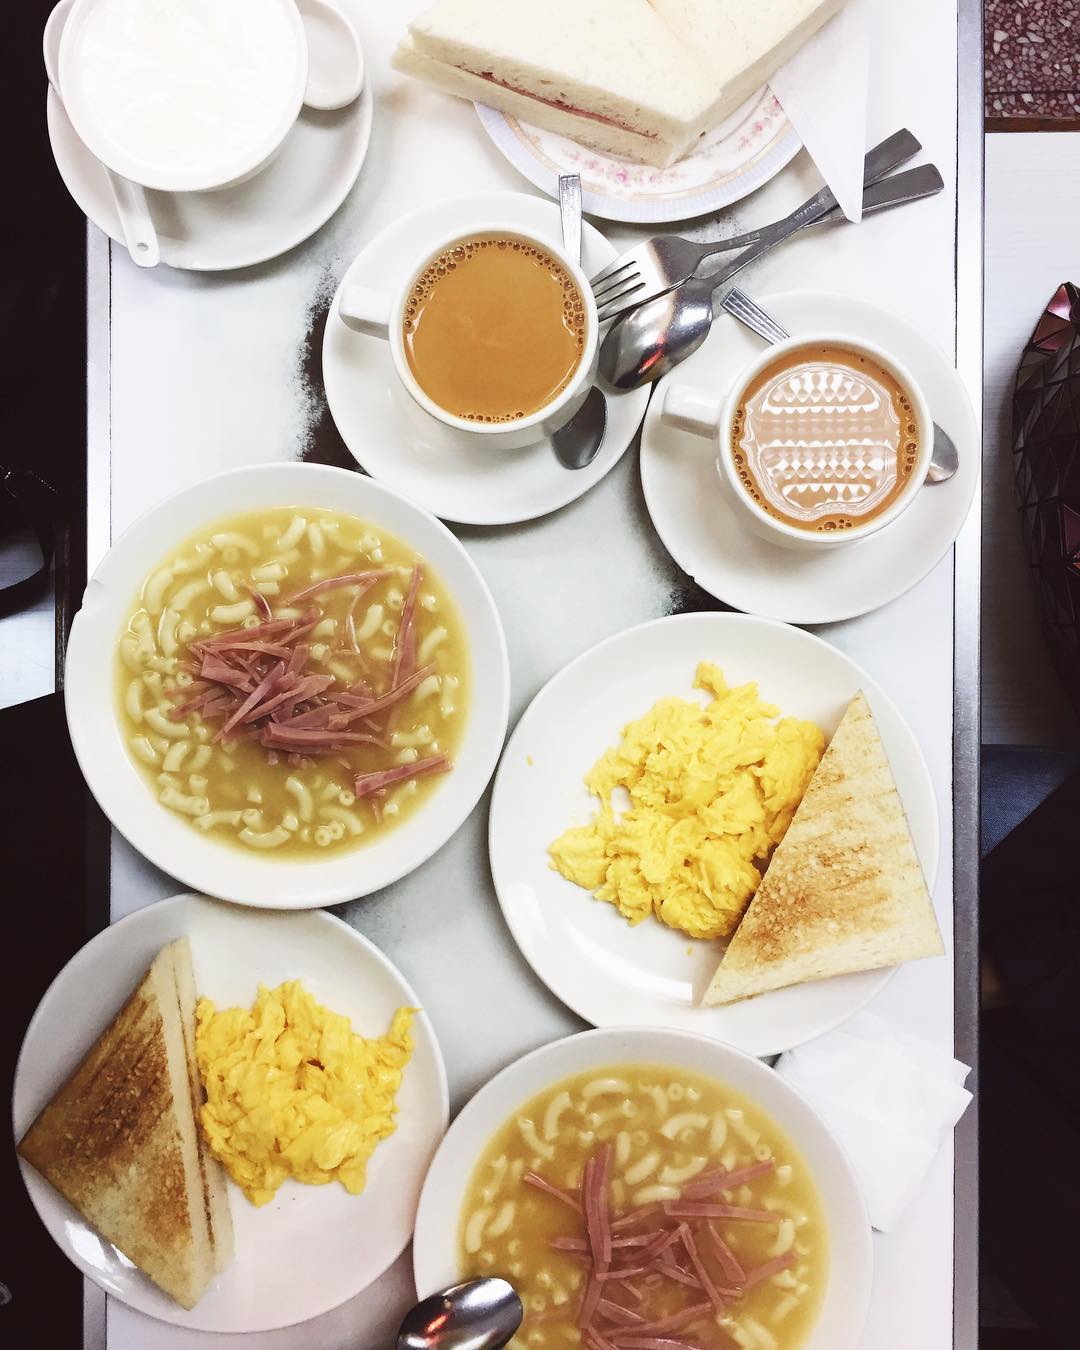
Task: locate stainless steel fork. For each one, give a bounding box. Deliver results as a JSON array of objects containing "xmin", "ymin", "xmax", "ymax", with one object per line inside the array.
[{"xmin": 591, "ymin": 129, "xmax": 922, "ymax": 323}]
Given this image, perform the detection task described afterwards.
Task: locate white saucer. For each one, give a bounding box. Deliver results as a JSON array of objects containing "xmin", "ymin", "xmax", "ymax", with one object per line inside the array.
[
  {"xmin": 322, "ymin": 191, "xmax": 651, "ymax": 526},
  {"xmin": 488, "ymin": 612, "xmax": 939, "ymax": 1058},
  {"xmin": 475, "ymin": 86, "xmax": 801, "ymax": 225},
  {"xmin": 13, "ymin": 894, "xmax": 448, "ymax": 1332},
  {"xmin": 640, "ymin": 291, "xmax": 980, "ymax": 624},
  {"xmin": 45, "ymin": 0, "xmax": 373, "ymax": 272}
]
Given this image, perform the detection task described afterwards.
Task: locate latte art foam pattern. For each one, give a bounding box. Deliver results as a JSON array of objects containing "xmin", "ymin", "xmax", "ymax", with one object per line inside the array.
[{"xmin": 732, "ymin": 350, "xmax": 920, "ymax": 533}]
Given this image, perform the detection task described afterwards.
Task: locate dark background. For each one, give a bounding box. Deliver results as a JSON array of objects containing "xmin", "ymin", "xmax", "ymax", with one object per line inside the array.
[{"xmin": 1, "ymin": 3, "xmax": 109, "ymax": 1347}]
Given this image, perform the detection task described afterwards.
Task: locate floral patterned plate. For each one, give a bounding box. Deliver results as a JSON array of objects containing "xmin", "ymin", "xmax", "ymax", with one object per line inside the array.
[{"xmin": 475, "ymin": 85, "xmax": 801, "ymax": 224}]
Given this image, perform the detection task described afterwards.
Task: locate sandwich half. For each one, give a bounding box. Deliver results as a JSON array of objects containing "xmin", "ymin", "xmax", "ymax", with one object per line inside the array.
[
  {"xmin": 650, "ymin": 0, "xmax": 851, "ymax": 126},
  {"xmin": 394, "ymin": 0, "xmax": 726, "ymax": 168},
  {"xmin": 18, "ymin": 939, "xmax": 234, "ymax": 1308},
  {"xmin": 703, "ymin": 692, "xmax": 944, "ymax": 1006}
]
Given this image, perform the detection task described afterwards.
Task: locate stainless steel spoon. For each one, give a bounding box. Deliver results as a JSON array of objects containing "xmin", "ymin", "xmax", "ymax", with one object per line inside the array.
[
  {"xmin": 551, "ymin": 174, "xmax": 608, "ymax": 470},
  {"xmin": 397, "ymin": 1278, "xmax": 523, "ymax": 1350},
  {"xmin": 717, "ymin": 288, "xmax": 959, "ymax": 487},
  {"xmin": 599, "ymin": 164, "xmax": 945, "ymax": 392}
]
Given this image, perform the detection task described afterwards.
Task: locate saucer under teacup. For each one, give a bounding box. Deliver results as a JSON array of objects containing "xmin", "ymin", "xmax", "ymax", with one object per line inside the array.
[
  {"xmin": 640, "ymin": 290, "xmax": 979, "ymax": 625},
  {"xmin": 322, "ymin": 191, "xmax": 650, "ymax": 527},
  {"xmin": 45, "ymin": 0, "xmax": 372, "ymax": 272}
]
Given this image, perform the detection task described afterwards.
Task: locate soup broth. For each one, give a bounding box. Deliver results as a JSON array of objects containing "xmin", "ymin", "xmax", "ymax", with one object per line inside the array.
[
  {"xmin": 459, "ymin": 1065, "xmax": 827, "ymax": 1349},
  {"xmin": 115, "ymin": 506, "xmax": 468, "ymax": 857}
]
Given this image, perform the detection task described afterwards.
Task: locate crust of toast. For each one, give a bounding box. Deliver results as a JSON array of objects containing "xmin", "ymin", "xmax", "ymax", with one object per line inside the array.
[
  {"xmin": 17, "ymin": 941, "xmax": 223, "ymax": 1308},
  {"xmin": 703, "ymin": 692, "xmax": 944, "ymax": 1006}
]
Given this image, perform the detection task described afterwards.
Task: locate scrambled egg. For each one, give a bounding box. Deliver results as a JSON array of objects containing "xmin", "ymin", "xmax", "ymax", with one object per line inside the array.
[
  {"xmin": 548, "ymin": 662, "xmax": 824, "ymax": 941},
  {"xmin": 195, "ymin": 980, "xmax": 415, "ymax": 1206}
]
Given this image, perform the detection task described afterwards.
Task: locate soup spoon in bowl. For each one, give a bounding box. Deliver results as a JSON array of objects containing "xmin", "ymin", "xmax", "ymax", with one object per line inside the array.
[{"xmin": 397, "ymin": 1278, "xmax": 523, "ymax": 1350}]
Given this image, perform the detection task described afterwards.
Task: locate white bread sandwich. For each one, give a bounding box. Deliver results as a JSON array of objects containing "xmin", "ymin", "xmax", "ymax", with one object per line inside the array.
[
  {"xmin": 18, "ymin": 939, "xmax": 233, "ymax": 1308},
  {"xmin": 650, "ymin": 0, "xmax": 850, "ymax": 126},
  {"xmin": 393, "ymin": 0, "xmax": 727, "ymax": 168},
  {"xmin": 703, "ymin": 693, "xmax": 944, "ymax": 1006}
]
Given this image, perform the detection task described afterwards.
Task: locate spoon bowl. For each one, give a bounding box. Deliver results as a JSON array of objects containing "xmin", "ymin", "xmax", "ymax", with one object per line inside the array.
[
  {"xmin": 599, "ymin": 282, "xmax": 714, "ymax": 392},
  {"xmin": 552, "ymin": 385, "xmax": 607, "ymax": 469},
  {"xmin": 397, "ymin": 1278, "xmax": 523, "ymax": 1350}
]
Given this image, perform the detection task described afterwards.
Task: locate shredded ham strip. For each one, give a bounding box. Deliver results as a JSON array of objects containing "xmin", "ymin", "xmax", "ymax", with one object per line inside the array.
[
  {"xmin": 332, "ymin": 663, "xmax": 437, "ymax": 716},
  {"xmin": 526, "ymin": 1177, "xmax": 585, "ymax": 1220},
  {"xmin": 741, "ymin": 1252, "xmax": 796, "ymax": 1289},
  {"xmin": 244, "ymin": 585, "xmax": 273, "ymax": 620},
  {"xmin": 596, "ymin": 1300, "xmax": 645, "ymax": 1327},
  {"xmin": 287, "ymin": 570, "xmax": 392, "ymax": 604},
  {"xmin": 162, "ymin": 570, "xmax": 454, "ymax": 807},
  {"xmin": 703, "ymin": 1224, "xmax": 744, "ymax": 1286},
  {"xmin": 663, "ymin": 1202, "xmax": 779, "ymax": 1223},
  {"xmin": 353, "ymin": 754, "xmax": 450, "ymax": 799},
  {"xmin": 392, "ymin": 564, "xmax": 423, "ymax": 686},
  {"xmin": 523, "ymin": 1140, "xmax": 797, "ymax": 1342},
  {"xmin": 681, "ymin": 1161, "xmax": 774, "ymax": 1199}
]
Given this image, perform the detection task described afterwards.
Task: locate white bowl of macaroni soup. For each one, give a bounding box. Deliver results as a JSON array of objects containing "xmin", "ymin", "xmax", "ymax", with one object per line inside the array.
[
  {"xmin": 413, "ymin": 1029, "xmax": 872, "ymax": 1350},
  {"xmin": 65, "ymin": 463, "xmax": 510, "ymax": 907}
]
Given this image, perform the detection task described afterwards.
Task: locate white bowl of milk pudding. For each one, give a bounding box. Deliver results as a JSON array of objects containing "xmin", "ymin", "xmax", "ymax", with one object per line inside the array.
[{"xmin": 54, "ymin": 0, "xmax": 332, "ymax": 194}]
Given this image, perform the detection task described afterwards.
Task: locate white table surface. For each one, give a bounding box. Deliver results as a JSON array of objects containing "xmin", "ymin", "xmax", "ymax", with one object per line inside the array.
[{"xmin": 75, "ymin": 2, "xmax": 979, "ymax": 1346}]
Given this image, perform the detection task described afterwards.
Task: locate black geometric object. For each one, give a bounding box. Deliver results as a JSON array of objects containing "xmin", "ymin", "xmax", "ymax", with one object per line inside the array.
[{"xmin": 1012, "ymin": 282, "xmax": 1080, "ymax": 719}]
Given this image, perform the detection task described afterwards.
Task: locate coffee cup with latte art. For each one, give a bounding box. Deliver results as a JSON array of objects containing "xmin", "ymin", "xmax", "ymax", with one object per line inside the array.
[{"xmin": 661, "ymin": 335, "xmax": 934, "ymax": 552}]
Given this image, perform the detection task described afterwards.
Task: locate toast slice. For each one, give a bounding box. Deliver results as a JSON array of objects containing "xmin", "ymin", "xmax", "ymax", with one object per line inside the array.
[
  {"xmin": 703, "ymin": 693, "xmax": 943, "ymax": 1006},
  {"xmin": 18, "ymin": 939, "xmax": 233, "ymax": 1307}
]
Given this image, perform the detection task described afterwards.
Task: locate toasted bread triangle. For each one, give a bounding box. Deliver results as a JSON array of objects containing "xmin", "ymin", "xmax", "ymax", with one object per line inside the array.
[
  {"xmin": 18, "ymin": 939, "xmax": 232, "ymax": 1308},
  {"xmin": 703, "ymin": 693, "xmax": 944, "ymax": 1006}
]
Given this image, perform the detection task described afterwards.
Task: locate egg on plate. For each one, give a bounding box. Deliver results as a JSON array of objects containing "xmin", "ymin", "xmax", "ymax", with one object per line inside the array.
[
  {"xmin": 195, "ymin": 980, "xmax": 415, "ymax": 1206},
  {"xmin": 548, "ymin": 662, "xmax": 824, "ymax": 940}
]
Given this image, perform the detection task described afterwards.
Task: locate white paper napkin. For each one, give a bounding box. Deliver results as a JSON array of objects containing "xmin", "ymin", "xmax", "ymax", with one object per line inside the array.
[
  {"xmin": 769, "ymin": 0, "xmax": 872, "ymax": 222},
  {"xmin": 775, "ymin": 1009, "xmax": 972, "ymax": 1231}
]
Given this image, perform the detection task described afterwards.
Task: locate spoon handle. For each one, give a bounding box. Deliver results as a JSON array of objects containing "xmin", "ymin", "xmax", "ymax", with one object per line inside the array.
[
  {"xmin": 719, "ymin": 288, "xmax": 789, "ymax": 344},
  {"xmin": 107, "ymin": 173, "xmax": 160, "ymax": 268},
  {"xmin": 693, "ymin": 127, "xmax": 922, "ymax": 264},
  {"xmin": 558, "ymin": 175, "xmax": 583, "ymax": 265},
  {"xmin": 700, "ymin": 164, "xmax": 944, "ymax": 301}
]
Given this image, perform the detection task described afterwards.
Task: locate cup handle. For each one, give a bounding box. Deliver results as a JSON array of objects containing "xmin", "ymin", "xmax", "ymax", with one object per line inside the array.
[
  {"xmin": 339, "ymin": 285, "xmax": 392, "ymax": 340},
  {"xmin": 661, "ymin": 384, "xmax": 724, "ymax": 439}
]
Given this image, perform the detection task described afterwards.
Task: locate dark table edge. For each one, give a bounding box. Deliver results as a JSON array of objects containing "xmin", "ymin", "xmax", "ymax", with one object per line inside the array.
[{"xmin": 954, "ymin": 0, "xmax": 983, "ymax": 1347}]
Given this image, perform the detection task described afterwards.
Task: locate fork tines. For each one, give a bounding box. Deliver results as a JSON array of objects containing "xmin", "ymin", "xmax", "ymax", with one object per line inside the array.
[{"xmin": 585, "ymin": 261, "xmax": 645, "ymax": 309}]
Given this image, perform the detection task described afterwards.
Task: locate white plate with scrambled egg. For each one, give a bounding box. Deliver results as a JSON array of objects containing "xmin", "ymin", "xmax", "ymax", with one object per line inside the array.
[
  {"xmin": 488, "ymin": 612, "xmax": 940, "ymax": 1057},
  {"xmin": 13, "ymin": 894, "xmax": 448, "ymax": 1332}
]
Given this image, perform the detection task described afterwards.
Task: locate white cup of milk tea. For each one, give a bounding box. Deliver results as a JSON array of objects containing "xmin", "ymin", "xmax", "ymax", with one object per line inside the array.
[
  {"xmin": 660, "ymin": 333, "xmax": 934, "ymax": 553},
  {"xmin": 49, "ymin": 0, "xmax": 364, "ymax": 194}
]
